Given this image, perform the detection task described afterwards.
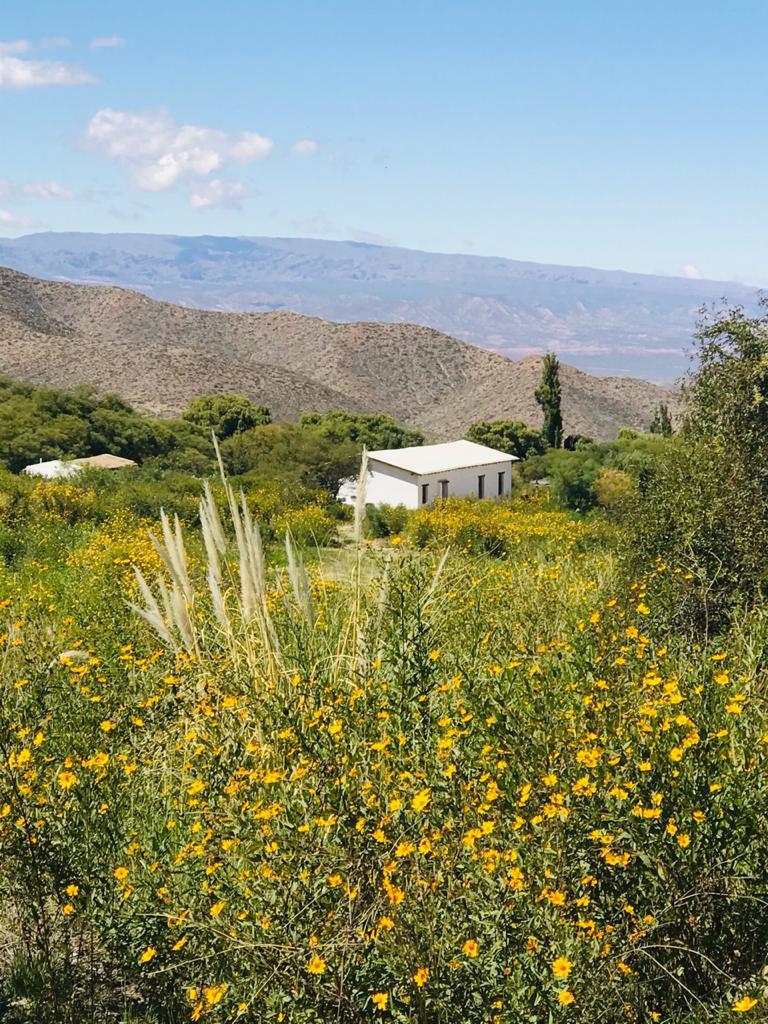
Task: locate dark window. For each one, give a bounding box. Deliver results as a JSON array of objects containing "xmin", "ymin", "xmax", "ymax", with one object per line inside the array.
[
  {"xmin": 498, "ymin": 470, "xmax": 505, "ymax": 495},
  {"xmin": 478, "ymin": 474, "xmax": 485, "ymax": 498},
  {"xmin": 421, "ymin": 482, "xmax": 429, "ymax": 504},
  {"xmin": 439, "ymin": 479, "xmax": 449, "ymax": 499}
]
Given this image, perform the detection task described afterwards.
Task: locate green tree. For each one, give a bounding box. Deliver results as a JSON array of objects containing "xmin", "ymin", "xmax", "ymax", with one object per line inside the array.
[
  {"xmin": 299, "ymin": 411, "xmax": 423, "ymax": 450},
  {"xmin": 534, "ymin": 353, "xmax": 563, "ymax": 448},
  {"xmin": 465, "ymin": 420, "xmax": 545, "ymax": 459},
  {"xmin": 628, "ymin": 300, "xmax": 768, "ymax": 631},
  {"xmin": 563, "ymin": 433, "xmax": 594, "ymax": 450},
  {"xmin": 182, "ymin": 395, "xmax": 271, "ymax": 439},
  {"xmin": 222, "ymin": 423, "xmax": 359, "ymax": 494},
  {"xmin": 649, "ymin": 402, "xmax": 673, "ymax": 436}
]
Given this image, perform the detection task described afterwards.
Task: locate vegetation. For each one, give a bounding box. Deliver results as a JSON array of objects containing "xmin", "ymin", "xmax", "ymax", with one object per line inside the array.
[
  {"xmin": 299, "ymin": 412, "xmax": 424, "ymax": 451},
  {"xmin": 465, "ymin": 420, "xmax": 546, "ymax": 459},
  {"xmin": 534, "ymin": 354, "xmax": 563, "ymax": 449},
  {"xmin": 181, "ymin": 395, "xmax": 272, "ymax": 439},
  {"xmin": 2, "ymin": 310, "xmax": 768, "ymax": 1021},
  {"xmin": 626, "ymin": 300, "xmax": 768, "ymax": 632},
  {"xmin": 649, "ymin": 402, "xmax": 674, "ymax": 436},
  {"xmin": 0, "ymin": 377, "xmax": 214, "ymax": 474}
]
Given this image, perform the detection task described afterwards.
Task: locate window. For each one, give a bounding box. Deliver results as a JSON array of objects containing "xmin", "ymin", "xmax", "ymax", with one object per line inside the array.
[
  {"xmin": 421, "ymin": 482, "xmax": 429, "ymax": 504},
  {"xmin": 439, "ymin": 479, "xmax": 449, "ymax": 499},
  {"xmin": 477, "ymin": 474, "xmax": 485, "ymax": 498},
  {"xmin": 498, "ymin": 470, "xmax": 505, "ymax": 495}
]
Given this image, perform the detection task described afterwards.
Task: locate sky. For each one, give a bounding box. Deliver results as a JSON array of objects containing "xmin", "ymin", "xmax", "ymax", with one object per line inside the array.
[{"xmin": 1, "ymin": 0, "xmax": 767, "ymax": 284}]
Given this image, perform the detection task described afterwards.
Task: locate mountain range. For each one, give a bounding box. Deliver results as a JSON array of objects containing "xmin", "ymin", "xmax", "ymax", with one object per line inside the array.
[
  {"xmin": 0, "ymin": 232, "xmax": 758, "ymax": 381},
  {"xmin": 0, "ymin": 265, "xmax": 675, "ymax": 441}
]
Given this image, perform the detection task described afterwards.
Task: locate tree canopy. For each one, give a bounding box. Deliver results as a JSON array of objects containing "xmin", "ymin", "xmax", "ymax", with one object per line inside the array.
[
  {"xmin": 181, "ymin": 394, "xmax": 272, "ymax": 439},
  {"xmin": 223, "ymin": 422, "xmax": 359, "ymax": 493},
  {"xmin": 298, "ymin": 411, "xmax": 423, "ymax": 451},
  {"xmin": 465, "ymin": 420, "xmax": 545, "ymax": 459},
  {"xmin": 0, "ymin": 377, "xmax": 213, "ymax": 473}
]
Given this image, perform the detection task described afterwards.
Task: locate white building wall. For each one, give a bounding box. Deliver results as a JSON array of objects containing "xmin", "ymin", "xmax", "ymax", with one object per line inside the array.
[
  {"xmin": 360, "ymin": 458, "xmax": 515, "ymax": 508},
  {"xmin": 413, "ymin": 461, "xmax": 515, "ymax": 504},
  {"xmin": 365, "ymin": 462, "xmax": 421, "ymax": 508}
]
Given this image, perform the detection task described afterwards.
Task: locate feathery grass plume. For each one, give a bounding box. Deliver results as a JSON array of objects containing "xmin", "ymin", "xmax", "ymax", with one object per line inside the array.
[
  {"xmin": 200, "ymin": 480, "xmax": 229, "ymax": 628},
  {"xmin": 200, "ymin": 479, "xmax": 226, "ymax": 585},
  {"xmin": 353, "ymin": 446, "xmax": 369, "ymax": 545},
  {"xmin": 212, "ymin": 433, "xmax": 281, "ymax": 669},
  {"xmin": 127, "ymin": 567, "xmax": 178, "ymax": 651},
  {"xmin": 285, "ymin": 530, "xmax": 315, "ymax": 626},
  {"xmin": 148, "ymin": 510, "xmax": 194, "ymax": 609},
  {"xmin": 425, "ymin": 548, "xmax": 450, "ymax": 605},
  {"xmin": 129, "ymin": 435, "xmax": 284, "ymax": 680}
]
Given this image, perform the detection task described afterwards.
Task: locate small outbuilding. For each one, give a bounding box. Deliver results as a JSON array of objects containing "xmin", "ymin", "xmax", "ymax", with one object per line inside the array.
[
  {"xmin": 341, "ymin": 439, "xmax": 519, "ymax": 509},
  {"xmin": 22, "ymin": 453, "xmax": 138, "ymax": 479}
]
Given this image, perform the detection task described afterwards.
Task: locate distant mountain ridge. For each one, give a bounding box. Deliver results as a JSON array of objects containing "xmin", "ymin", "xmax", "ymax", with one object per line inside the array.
[
  {"xmin": 0, "ymin": 232, "xmax": 758, "ymax": 380},
  {"xmin": 0, "ymin": 266, "xmax": 676, "ymax": 441}
]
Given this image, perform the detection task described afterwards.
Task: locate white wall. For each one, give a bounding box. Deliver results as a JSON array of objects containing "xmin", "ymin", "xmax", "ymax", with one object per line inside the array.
[
  {"xmin": 361, "ymin": 458, "xmax": 515, "ymax": 508},
  {"xmin": 365, "ymin": 462, "xmax": 420, "ymax": 508},
  {"xmin": 413, "ymin": 461, "xmax": 515, "ymax": 504}
]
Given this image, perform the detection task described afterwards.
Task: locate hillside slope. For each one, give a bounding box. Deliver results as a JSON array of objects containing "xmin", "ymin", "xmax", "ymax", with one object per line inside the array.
[
  {"xmin": 0, "ymin": 231, "xmax": 756, "ymax": 379},
  {"xmin": 0, "ymin": 266, "xmax": 677, "ymax": 440}
]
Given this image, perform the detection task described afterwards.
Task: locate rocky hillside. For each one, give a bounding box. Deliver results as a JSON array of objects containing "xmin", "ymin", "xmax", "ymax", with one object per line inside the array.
[
  {"xmin": 0, "ymin": 266, "xmax": 677, "ymax": 440},
  {"xmin": 0, "ymin": 232, "xmax": 757, "ymax": 380}
]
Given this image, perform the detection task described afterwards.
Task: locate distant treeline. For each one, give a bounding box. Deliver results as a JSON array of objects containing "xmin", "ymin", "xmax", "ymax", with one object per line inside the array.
[{"xmin": 0, "ymin": 378, "xmax": 422, "ymax": 489}]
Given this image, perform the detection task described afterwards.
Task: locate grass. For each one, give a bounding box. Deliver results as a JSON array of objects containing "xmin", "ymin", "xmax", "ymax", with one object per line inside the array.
[{"xmin": 0, "ymin": 477, "xmax": 767, "ymax": 1023}]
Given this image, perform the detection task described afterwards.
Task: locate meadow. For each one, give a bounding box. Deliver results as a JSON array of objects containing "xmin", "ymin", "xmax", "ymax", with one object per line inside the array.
[
  {"xmin": 3, "ymin": 305, "xmax": 768, "ymax": 1023},
  {"xmin": 1, "ymin": 461, "xmax": 767, "ymax": 1024}
]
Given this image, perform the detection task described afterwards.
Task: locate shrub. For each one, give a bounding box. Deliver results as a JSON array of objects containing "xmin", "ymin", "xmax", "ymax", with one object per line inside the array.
[
  {"xmin": 626, "ymin": 301, "xmax": 768, "ymax": 632},
  {"xmin": 27, "ymin": 481, "xmax": 97, "ymax": 524},
  {"xmin": 365, "ymin": 503, "xmax": 409, "ymax": 539},
  {"xmin": 274, "ymin": 503, "xmax": 337, "ymax": 547},
  {"xmin": 593, "ymin": 466, "xmax": 635, "ymax": 514}
]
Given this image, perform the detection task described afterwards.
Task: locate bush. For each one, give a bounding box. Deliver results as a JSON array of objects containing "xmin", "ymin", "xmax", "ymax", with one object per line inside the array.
[
  {"xmin": 626, "ymin": 301, "xmax": 768, "ymax": 633},
  {"xmin": 593, "ymin": 466, "xmax": 635, "ymax": 515},
  {"xmin": 365, "ymin": 503, "xmax": 409, "ymax": 539},
  {"xmin": 274, "ymin": 503, "xmax": 337, "ymax": 547}
]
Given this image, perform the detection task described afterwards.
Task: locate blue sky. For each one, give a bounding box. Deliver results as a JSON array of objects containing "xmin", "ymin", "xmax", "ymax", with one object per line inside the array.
[{"xmin": 1, "ymin": 0, "xmax": 767, "ymax": 283}]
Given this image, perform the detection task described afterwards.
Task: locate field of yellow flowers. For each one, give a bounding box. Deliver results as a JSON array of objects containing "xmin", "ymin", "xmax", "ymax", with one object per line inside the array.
[{"xmin": 1, "ymin": 480, "xmax": 767, "ymax": 1023}]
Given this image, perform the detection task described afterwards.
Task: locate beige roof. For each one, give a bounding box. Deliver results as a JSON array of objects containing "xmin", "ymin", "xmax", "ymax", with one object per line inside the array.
[
  {"xmin": 368, "ymin": 439, "xmax": 517, "ymax": 476},
  {"xmin": 71, "ymin": 453, "xmax": 138, "ymax": 470}
]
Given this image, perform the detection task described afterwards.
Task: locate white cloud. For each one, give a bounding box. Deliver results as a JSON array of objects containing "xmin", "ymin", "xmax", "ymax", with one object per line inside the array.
[
  {"xmin": 0, "ymin": 208, "xmax": 35, "ymax": 228},
  {"xmin": 0, "ymin": 53, "xmax": 96, "ymax": 88},
  {"xmin": 22, "ymin": 180, "xmax": 76, "ymax": 200},
  {"xmin": 291, "ymin": 139, "xmax": 318, "ymax": 158},
  {"xmin": 0, "ymin": 40, "xmax": 32, "ymax": 55},
  {"xmin": 681, "ymin": 263, "xmax": 703, "ymax": 279},
  {"xmin": 0, "ymin": 178, "xmax": 76, "ymax": 201},
  {"xmin": 90, "ymin": 36, "xmax": 124, "ymax": 48},
  {"xmin": 189, "ymin": 179, "xmax": 248, "ymax": 210},
  {"xmin": 84, "ymin": 108, "xmax": 273, "ymax": 204},
  {"xmin": 231, "ymin": 131, "xmax": 274, "ymax": 161}
]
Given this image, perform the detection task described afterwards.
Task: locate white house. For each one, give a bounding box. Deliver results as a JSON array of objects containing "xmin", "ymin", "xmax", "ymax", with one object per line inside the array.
[{"xmin": 340, "ymin": 439, "xmax": 519, "ymax": 509}]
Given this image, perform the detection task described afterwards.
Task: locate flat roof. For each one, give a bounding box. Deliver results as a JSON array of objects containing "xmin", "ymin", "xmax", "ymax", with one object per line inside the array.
[{"xmin": 368, "ymin": 439, "xmax": 518, "ymax": 476}]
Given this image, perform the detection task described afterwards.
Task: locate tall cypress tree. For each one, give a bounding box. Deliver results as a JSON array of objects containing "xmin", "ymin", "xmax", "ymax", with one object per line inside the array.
[
  {"xmin": 649, "ymin": 402, "xmax": 673, "ymax": 436},
  {"xmin": 534, "ymin": 353, "xmax": 563, "ymax": 448}
]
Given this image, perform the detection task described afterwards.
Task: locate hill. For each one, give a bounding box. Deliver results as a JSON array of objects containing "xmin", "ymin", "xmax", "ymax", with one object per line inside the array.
[
  {"xmin": 0, "ymin": 231, "xmax": 758, "ymax": 380},
  {"xmin": 0, "ymin": 266, "xmax": 676, "ymax": 440}
]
